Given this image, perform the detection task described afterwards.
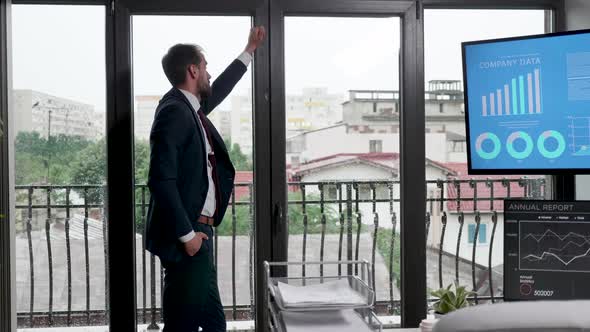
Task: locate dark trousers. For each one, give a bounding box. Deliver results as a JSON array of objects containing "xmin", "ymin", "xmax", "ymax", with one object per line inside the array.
[{"xmin": 162, "ymin": 225, "xmax": 226, "ymax": 332}]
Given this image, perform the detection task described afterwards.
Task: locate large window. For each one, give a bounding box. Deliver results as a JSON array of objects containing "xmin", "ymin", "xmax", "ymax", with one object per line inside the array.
[
  {"xmin": 424, "ymin": 9, "xmax": 547, "ymax": 303},
  {"xmin": 11, "ymin": 5, "xmax": 107, "ymax": 329},
  {"xmin": 3, "ymin": 2, "xmax": 566, "ymax": 329},
  {"xmin": 285, "ymin": 16, "xmax": 402, "ymax": 318},
  {"xmin": 132, "ymin": 15, "xmax": 256, "ymax": 329}
]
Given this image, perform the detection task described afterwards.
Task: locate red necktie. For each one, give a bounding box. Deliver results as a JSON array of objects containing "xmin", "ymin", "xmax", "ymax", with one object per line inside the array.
[{"xmin": 197, "ymin": 109, "xmax": 221, "ymax": 218}]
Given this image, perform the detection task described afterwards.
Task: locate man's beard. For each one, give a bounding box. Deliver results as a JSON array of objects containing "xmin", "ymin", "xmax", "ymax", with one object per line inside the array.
[
  {"xmin": 199, "ymin": 92, "xmax": 209, "ymax": 103},
  {"xmin": 198, "ymin": 82, "xmax": 212, "ymax": 101}
]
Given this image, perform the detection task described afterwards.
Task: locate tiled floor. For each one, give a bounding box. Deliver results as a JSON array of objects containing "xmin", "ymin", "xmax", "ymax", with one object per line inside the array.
[
  {"xmin": 20, "ymin": 321, "xmax": 254, "ymax": 332},
  {"xmin": 19, "ymin": 315, "xmax": 422, "ymax": 331},
  {"xmin": 21, "ymin": 327, "xmax": 418, "ymax": 332}
]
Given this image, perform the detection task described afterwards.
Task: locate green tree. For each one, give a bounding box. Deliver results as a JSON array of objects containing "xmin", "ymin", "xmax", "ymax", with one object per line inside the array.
[
  {"xmin": 376, "ymin": 228, "xmax": 401, "ymax": 295},
  {"xmin": 15, "ymin": 132, "xmax": 92, "ymax": 185},
  {"xmin": 70, "ymin": 138, "xmax": 106, "ymax": 204},
  {"xmin": 135, "ymin": 138, "xmax": 150, "ymax": 184},
  {"xmin": 134, "ymin": 138, "xmax": 151, "ymax": 233},
  {"xmin": 215, "ymin": 191, "xmax": 350, "ymax": 236},
  {"xmin": 49, "ymin": 134, "xmax": 92, "ymax": 168},
  {"xmin": 216, "ymin": 201, "xmax": 254, "ymax": 236},
  {"xmin": 66, "ymin": 137, "xmax": 149, "ymax": 186},
  {"xmin": 224, "ymin": 138, "xmax": 252, "ymax": 171},
  {"xmin": 15, "ymin": 132, "xmax": 47, "ymax": 156},
  {"xmin": 71, "ymin": 138, "xmax": 106, "ymax": 185},
  {"xmin": 287, "ymin": 191, "xmax": 342, "ymax": 234},
  {"xmin": 15, "ymin": 152, "xmax": 45, "ymax": 185},
  {"xmin": 15, "ymin": 132, "xmax": 53, "ymax": 185}
]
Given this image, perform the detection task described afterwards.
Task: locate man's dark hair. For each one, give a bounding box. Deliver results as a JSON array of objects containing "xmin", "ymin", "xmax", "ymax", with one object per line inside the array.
[{"xmin": 161, "ymin": 43, "xmax": 204, "ymax": 86}]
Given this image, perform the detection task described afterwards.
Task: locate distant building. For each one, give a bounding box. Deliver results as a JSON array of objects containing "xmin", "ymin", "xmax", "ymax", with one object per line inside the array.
[
  {"xmin": 229, "ymin": 87, "xmax": 344, "ymax": 156},
  {"xmin": 288, "ymin": 152, "xmax": 456, "ymax": 226},
  {"xmin": 210, "ymin": 109, "xmax": 232, "ymax": 142},
  {"xmin": 230, "ymin": 94, "xmax": 253, "ymax": 155},
  {"xmin": 135, "ymin": 95, "xmax": 233, "ymax": 145},
  {"xmin": 342, "ymin": 80, "xmax": 465, "ymax": 135},
  {"xmin": 285, "ymin": 87, "xmax": 344, "ymax": 137},
  {"xmin": 289, "ymin": 153, "xmax": 544, "ymax": 270},
  {"xmin": 233, "ymin": 171, "xmax": 253, "ymax": 201},
  {"xmin": 286, "ymin": 80, "xmax": 468, "ymax": 165},
  {"xmin": 428, "ymin": 162, "xmax": 545, "ymax": 267},
  {"xmin": 13, "ymin": 89, "xmax": 102, "ymax": 141},
  {"xmin": 286, "ymin": 123, "xmax": 460, "ymax": 166},
  {"xmin": 134, "ymin": 95, "xmax": 160, "ymax": 141}
]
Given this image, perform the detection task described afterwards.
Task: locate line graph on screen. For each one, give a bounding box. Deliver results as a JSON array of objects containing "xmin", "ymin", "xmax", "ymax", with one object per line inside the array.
[{"xmin": 520, "ymin": 221, "xmax": 590, "ymax": 272}]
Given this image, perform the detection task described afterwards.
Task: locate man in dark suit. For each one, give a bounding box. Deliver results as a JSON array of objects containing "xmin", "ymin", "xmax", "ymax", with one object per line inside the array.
[{"xmin": 145, "ymin": 27, "xmax": 265, "ymax": 332}]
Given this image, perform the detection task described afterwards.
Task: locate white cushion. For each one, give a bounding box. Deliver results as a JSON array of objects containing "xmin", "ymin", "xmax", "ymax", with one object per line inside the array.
[{"xmin": 433, "ymin": 300, "xmax": 590, "ymax": 332}]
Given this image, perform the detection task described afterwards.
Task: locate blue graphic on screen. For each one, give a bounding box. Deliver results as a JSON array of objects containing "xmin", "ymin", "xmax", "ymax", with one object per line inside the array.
[{"xmin": 464, "ymin": 32, "xmax": 590, "ymax": 171}]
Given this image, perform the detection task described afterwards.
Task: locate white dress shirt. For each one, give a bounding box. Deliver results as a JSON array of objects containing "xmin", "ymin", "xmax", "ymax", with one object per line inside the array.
[{"xmin": 178, "ymin": 51, "xmax": 253, "ymax": 243}]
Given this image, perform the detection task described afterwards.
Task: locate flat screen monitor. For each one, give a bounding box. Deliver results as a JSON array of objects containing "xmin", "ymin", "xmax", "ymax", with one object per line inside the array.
[
  {"xmin": 504, "ymin": 200, "xmax": 590, "ymax": 301},
  {"xmin": 462, "ymin": 29, "xmax": 590, "ymax": 174}
]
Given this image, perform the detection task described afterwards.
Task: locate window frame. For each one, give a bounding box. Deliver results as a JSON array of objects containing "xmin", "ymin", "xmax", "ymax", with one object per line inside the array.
[
  {"xmin": 3, "ymin": 0, "xmax": 270, "ymax": 331},
  {"xmin": 422, "ymin": 0, "xmax": 570, "ymax": 201},
  {"xmin": 370, "ymin": 139, "xmax": 383, "ymax": 153},
  {"xmin": 0, "ymin": 0, "xmax": 13, "ymax": 331},
  {"xmin": 467, "ymin": 223, "xmax": 487, "ymax": 244},
  {"xmin": 0, "ymin": 1, "xmax": 568, "ymax": 331},
  {"xmin": 272, "ymin": 0, "xmax": 425, "ymax": 326},
  {"xmin": 112, "ymin": 1, "xmax": 271, "ymax": 330}
]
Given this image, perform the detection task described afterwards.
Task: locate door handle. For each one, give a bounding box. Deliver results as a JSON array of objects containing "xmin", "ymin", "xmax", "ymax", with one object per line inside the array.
[{"xmin": 273, "ymin": 203, "xmax": 283, "ymax": 224}]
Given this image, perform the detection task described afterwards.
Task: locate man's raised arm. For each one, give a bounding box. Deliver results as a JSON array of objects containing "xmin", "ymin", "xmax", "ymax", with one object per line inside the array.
[{"xmin": 201, "ymin": 26, "xmax": 266, "ymax": 114}]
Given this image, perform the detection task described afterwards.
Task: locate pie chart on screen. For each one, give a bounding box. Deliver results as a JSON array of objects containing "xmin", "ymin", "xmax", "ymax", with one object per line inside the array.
[
  {"xmin": 506, "ymin": 131, "xmax": 534, "ymax": 159},
  {"xmin": 475, "ymin": 132, "xmax": 501, "ymax": 160}
]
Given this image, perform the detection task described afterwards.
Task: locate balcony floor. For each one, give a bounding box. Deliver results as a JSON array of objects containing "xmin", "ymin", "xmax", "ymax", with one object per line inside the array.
[
  {"xmin": 20, "ymin": 326, "xmax": 413, "ymax": 332},
  {"xmin": 18, "ymin": 315, "xmax": 406, "ymax": 331}
]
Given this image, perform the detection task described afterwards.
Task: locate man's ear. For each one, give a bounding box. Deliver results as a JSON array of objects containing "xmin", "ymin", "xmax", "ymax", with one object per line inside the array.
[{"xmin": 188, "ymin": 64, "xmax": 198, "ymax": 79}]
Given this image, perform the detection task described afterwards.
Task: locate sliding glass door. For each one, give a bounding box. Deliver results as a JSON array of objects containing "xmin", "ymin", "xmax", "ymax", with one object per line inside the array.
[
  {"xmin": 112, "ymin": 0, "xmax": 270, "ymax": 330},
  {"xmin": 2, "ymin": 1, "xmax": 562, "ymax": 331},
  {"xmin": 131, "ymin": 14, "xmax": 258, "ymax": 330},
  {"xmin": 423, "ymin": 7, "xmax": 549, "ymax": 307},
  {"xmin": 270, "ymin": 0, "xmax": 425, "ymax": 327},
  {"xmin": 283, "ymin": 15, "xmax": 402, "ymax": 320},
  {"xmin": 10, "ymin": 4, "xmax": 109, "ymax": 330}
]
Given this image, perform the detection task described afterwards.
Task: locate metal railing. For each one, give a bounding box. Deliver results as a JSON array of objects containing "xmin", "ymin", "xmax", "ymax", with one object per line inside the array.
[{"xmin": 14, "ymin": 177, "xmax": 546, "ymax": 328}]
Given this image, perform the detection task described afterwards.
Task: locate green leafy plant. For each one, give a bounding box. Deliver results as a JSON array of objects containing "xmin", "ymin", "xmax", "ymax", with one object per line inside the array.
[{"xmin": 430, "ymin": 283, "xmax": 474, "ymax": 315}]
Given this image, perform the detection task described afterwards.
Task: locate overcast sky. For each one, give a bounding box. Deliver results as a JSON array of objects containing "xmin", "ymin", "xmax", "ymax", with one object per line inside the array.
[{"xmin": 11, "ymin": 5, "xmax": 545, "ymax": 115}]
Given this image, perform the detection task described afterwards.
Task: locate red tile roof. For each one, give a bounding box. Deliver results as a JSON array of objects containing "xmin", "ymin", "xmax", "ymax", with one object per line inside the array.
[
  {"xmin": 288, "ymin": 153, "xmax": 400, "ymax": 180},
  {"xmin": 289, "ymin": 152, "xmax": 457, "ymax": 179},
  {"xmin": 233, "ymin": 171, "xmax": 253, "ymax": 201},
  {"xmin": 286, "ymin": 155, "xmax": 544, "ymax": 212},
  {"xmin": 443, "ymin": 163, "xmax": 544, "ymax": 212}
]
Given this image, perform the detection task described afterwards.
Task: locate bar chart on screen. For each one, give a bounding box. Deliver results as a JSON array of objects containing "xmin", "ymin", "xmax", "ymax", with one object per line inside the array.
[{"xmin": 481, "ymin": 68, "xmax": 542, "ymax": 117}]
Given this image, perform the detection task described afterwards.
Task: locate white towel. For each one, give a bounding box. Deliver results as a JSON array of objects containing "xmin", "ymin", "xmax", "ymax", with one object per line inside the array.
[
  {"xmin": 280, "ymin": 309, "xmax": 374, "ymax": 332},
  {"xmin": 277, "ymin": 279, "xmax": 366, "ymax": 307}
]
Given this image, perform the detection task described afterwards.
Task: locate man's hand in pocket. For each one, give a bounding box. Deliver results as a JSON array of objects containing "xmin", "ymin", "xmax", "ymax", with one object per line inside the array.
[{"xmin": 184, "ymin": 232, "xmax": 209, "ymax": 256}]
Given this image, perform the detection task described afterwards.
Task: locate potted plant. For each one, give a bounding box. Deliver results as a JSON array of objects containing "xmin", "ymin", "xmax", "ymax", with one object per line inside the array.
[{"xmin": 430, "ymin": 283, "xmax": 474, "ymax": 318}]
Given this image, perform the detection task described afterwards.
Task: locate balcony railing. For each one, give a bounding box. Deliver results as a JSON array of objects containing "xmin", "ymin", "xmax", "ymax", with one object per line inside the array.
[{"xmin": 14, "ymin": 177, "xmax": 546, "ymax": 329}]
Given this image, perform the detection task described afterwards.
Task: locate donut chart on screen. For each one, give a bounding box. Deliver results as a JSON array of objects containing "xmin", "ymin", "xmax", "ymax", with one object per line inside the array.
[
  {"xmin": 506, "ymin": 131, "xmax": 534, "ymax": 159},
  {"xmin": 464, "ymin": 30, "xmax": 590, "ymax": 171},
  {"xmin": 537, "ymin": 130, "xmax": 566, "ymax": 159},
  {"xmin": 475, "ymin": 132, "xmax": 501, "ymax": 160}
]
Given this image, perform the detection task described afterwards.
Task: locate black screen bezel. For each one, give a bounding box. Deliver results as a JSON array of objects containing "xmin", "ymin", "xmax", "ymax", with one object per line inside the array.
[{"xmin": 462, "ymin": 28, "xmax": 590, "ymax": 175}]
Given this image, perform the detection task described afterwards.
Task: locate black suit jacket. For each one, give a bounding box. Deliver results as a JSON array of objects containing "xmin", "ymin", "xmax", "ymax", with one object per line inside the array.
[{"xmin": 145, "ymin": 59, "xmax": 247, "ymax": 263}]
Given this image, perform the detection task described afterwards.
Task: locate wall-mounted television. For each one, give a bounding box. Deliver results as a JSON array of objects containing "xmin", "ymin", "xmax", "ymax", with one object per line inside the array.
[
  {"xmin": 462, "ymin": 29, "xmax": 590, "ymax": 174},
  {"xmin": 504, "ymin": 199, "xmax": 590, "ymax": 301}
]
